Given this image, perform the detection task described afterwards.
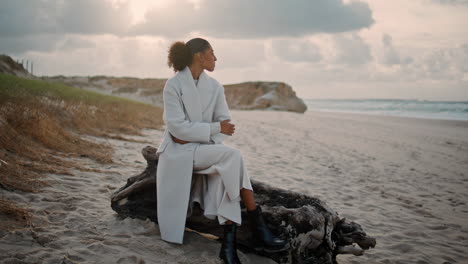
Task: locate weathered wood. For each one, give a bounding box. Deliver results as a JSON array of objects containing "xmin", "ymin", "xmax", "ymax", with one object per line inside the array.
[{"xmin": 111, "ymin": 146, "xmax": 376, "ymax": 264}]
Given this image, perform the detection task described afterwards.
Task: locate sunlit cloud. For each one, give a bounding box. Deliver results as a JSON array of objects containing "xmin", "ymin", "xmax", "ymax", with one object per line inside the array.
[
  {"xmin": 130, "ymin": 0, "xmax": 374, "ymax": 38},
  {"xmin": 0, "ymin": 0, "xmax": 467, "ymax": 100}
]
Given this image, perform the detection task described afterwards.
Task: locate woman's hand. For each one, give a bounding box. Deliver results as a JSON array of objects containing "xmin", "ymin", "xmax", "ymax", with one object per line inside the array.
[
  {"xmin": 220, "ymin": 120, "xmax": 235, "ymax": 136},
  {"xmin": 171, "ymin": 134, "xmax": 190, "ymax": 144}
]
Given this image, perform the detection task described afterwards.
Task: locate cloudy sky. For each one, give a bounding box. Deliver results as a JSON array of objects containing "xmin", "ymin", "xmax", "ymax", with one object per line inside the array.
[{"xmin": 1, "ymin": 0, "xmax": 467, "ymax": 100}]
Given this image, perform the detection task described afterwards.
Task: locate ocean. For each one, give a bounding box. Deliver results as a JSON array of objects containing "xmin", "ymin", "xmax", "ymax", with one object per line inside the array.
[{"xmin": 304, "ymin": 99, "xmax": 468, "ymax": 121}]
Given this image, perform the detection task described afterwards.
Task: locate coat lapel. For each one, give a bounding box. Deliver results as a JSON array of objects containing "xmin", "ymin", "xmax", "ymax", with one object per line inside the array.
[{"xmin": 178, "ymin": 67, "xmax": 203, "ymax": 122}]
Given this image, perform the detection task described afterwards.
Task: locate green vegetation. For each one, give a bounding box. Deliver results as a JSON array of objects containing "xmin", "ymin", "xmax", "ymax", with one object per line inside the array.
[
  {"xmin": 1, "ymin": 73, "xmax": 147, "ymax": 105},
  {"xmin": 0, "ymin": 73, "xmax": 163, "ymax": 230}
]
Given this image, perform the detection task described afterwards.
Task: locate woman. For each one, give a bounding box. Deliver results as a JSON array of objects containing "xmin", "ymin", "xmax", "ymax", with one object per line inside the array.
[{"xmin": 156, "ymin": 38, "xmax": 287, "ymax": 264}]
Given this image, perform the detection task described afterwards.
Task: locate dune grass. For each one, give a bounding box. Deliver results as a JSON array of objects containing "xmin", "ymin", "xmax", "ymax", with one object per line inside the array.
[{"xmin": 0, "ymin": 73, "xmax": 163, "ymax": 229}]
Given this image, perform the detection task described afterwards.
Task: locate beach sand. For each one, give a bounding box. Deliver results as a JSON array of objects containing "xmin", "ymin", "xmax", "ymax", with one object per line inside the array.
[
  {"xmin": 1, "ymin": 110, "xmax": 467, "ymax": 263},
  {"xmin": 226, "ymin": 110, "xmax": 468, "ymax": 264},
  {"xmin": 0, "ymin": 129, "xmax": 274, "ymax": 264}
]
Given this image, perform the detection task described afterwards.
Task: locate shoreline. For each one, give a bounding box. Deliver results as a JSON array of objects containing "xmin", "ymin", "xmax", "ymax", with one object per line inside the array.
[
  {"xmin": 233, "ymin": 107, "xmax": 468, "ymax": 123},
  {"xmin": 304, "ymin": 109, "xmax": 468, "ymax": 126},
  {"xmin": 305, "ymin": 108, "xmax": 468, "ymax": 122},
  {"xmin": 304, "ymin": 98, "xmax": 468, "ymax": 122}
]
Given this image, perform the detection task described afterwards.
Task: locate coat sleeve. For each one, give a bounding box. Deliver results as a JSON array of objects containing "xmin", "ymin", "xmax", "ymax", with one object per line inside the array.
[
  {"xmin": 210, "ymin": 84, "xmax": 231, "ymax": 144},
  {"xmin": 213, "ymin": 84, "xmax": 231, "ymax": 122},
  {"xmin": 163, "ymin": 82, "xmax": 211, "ymax": 143}
]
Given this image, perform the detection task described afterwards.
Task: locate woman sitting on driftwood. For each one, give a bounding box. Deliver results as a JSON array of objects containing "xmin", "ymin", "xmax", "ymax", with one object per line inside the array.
[{"xmin": 155, "ymin": 37, "xmax": 287, "ymax": 264}]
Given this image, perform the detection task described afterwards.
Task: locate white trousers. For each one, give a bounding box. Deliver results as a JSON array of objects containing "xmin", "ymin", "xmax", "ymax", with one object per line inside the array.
[{"xmin": 189, "ymin": 144, "xmax": 253, "ymax": 225}]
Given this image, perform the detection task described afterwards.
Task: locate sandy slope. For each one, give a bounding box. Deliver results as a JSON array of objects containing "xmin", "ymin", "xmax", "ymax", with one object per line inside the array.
[
  {"xmin": 0, "ymin": 129, "xmax": 273, "ymax": 264},
  {"xmin": 1, "ymin": 110, "xmax": 467, "ymax": 264}
]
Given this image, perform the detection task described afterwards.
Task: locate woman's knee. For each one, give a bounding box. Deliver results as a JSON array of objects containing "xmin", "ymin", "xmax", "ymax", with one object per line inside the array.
[{"xmin": 221, "ymin": 146, "xmax": 241, "ymax": 159}]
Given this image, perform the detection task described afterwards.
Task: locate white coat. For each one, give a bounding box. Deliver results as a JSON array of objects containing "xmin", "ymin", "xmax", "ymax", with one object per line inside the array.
[{"xmin": 156, "ymin": 66, "xmax": 232, "ymax": 244}]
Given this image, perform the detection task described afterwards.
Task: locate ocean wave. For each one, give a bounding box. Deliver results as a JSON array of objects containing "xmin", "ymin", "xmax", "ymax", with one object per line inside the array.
[{"xmin": 305, "ymin": 99, "xmax": 468, "ymax": 121}]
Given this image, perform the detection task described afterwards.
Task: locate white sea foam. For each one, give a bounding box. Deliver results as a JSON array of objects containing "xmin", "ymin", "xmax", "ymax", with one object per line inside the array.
[{"xmin": 305, "ymin": 99, "xmax": 468, "ymax": 121}]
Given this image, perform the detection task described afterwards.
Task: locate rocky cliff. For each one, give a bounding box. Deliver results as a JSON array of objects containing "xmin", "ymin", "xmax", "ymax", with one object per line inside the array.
[
  {"xmin": 46, "ymin": 76, "xmax": 307, "ymax": 113},
  {"xmin": 224, "ymin": 81, "xmax": 307, "ymax": 113},
  {"xmin": 44, "ymin": 77, "xmax": 307, "ymax": 113},
  {"xmin": 1, "ymin": 54, "xmax": 307, "ymax": 113}
]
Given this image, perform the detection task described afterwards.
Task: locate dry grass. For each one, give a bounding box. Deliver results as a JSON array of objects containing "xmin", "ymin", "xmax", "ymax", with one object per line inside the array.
[
  {"xmin": 0, "ymin": 73, "xmax": 163, "ymax": 230},
  {"xmin": 0, "ymin": 197, "xmax": 31, "ymax": 230},
  {"xmin": 113, "ymin": 86, "xmax": 139, "ymax": 94}
]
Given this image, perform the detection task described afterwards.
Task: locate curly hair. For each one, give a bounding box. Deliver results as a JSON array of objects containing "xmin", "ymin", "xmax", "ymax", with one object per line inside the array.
[
  {"xmin": 167, "ymin": 38, "xmax": 211, "ymax": 72},
  {"xmin": 167, "ymin": 41, "xmax": 192, "ymax": 72}
]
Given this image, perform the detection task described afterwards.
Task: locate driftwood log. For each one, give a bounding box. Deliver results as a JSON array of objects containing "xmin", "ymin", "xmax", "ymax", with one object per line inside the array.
[{"xmin": 111, "ymin": 146, "xmax": 376, "ymax": 264}]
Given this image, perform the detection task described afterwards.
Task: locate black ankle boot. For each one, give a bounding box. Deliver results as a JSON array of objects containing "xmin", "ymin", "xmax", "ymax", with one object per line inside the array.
[
  {"xmin": 219, "ymin": 224, "xmax": 241, "ymax": 264},
  {"xmin": 247, "ymin": 206, "xmax": 288, "ymax": 252}
]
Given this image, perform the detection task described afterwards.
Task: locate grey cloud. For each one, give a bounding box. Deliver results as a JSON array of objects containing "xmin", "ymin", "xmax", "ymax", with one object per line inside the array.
[
  {"xmin": 381, "ymin": 34, "xmax": 413, "ymax": 65},
  {"xmin": 0, "ymin": 0, "xmax": 374, "ymax": 55},
  {"xmin": 131, "ymin": 0, "xmax": 374, "ymax": 38},
  {"xmin": 430, "ymin": 0, "xmax": 468, "ymax": 5},
  {"xmin": 212, "ymin": 40, "xmax": 266, "ymax": 68},
  {"xmin": 367, "ymin": 44, "xmax": 468, "ymax": 83},
  {"xmin": 0, "ymin": 34, "xmax": 63, "ymax": 54},
  {"xmin": 271, "ymin": 39, "xmax": 322, "ymax": 63},
  {"xmin": 57, "ymin": 36, "xmax": 96, "ymax": 52},
  {"xmin": 461, "ymin": 44, "xmax": 468, "ymax": 71},
  {"xmin": 0, "ymin": 34, "xmax": 98, "ymax": 55},
  {"xmin": 56, "ymin": 1, "xmax": 131, "ymax": 35},
  {"xmin": 0, "ymin": 0, "xmax": 58, "ymax": 36},
  {"xmin": 0, "ymin": 0, "xmax": 130, "ymax": 54},
  {"xmin": 0, "ymin": 0, "xmax": 131, "ymax": 37},
  {"xmin": 418, "ymin": 44, "xmax": 468, "ymax": 80},
  {"xmin": 333, "ymin": 33, "xmax": 372, "ymax": 65}
]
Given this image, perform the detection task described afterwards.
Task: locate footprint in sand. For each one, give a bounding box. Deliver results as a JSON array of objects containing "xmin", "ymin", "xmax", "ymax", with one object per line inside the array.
[
  {"xmin": 425, "ymin": 224, "xmax": 449, "ymax": 230},
  {"xmin": 47, "ymin": 212, "xmax": 67, "ymax": 223},
  {"xmin": 388, "ymin": 243, "xmax": 414, "ymax": 254},
  {"xmin": 117, "ymin": 256, "xmax": 146, "ymax": 264}
]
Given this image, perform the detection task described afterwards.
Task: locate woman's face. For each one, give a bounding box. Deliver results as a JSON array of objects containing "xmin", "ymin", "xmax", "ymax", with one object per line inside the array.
[{"xmin": 200, "ymin": 46, "xmax": 217, "ymax": 72}]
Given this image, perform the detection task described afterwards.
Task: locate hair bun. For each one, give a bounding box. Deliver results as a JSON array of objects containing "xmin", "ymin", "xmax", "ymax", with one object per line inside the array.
[
  {"xmin": 167, "ymin": 41, "xmax": 192, "ymax": 72},
  {"xmin": 167, "ymin": 38, "xmax": 211, "ymax": 72}
]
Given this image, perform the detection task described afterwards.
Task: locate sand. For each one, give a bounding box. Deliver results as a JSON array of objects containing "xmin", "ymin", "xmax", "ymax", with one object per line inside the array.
[
  {"xmin": 0, "ymin": 129, "xmax": 273, "ymax": 264},
  {"xmin": 226, "ymin": 110, "xmax": 468, "ymax": 264},
  {"xmin": 1, "ymin": 110, "xmax": 467, "ymax": 264}
]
